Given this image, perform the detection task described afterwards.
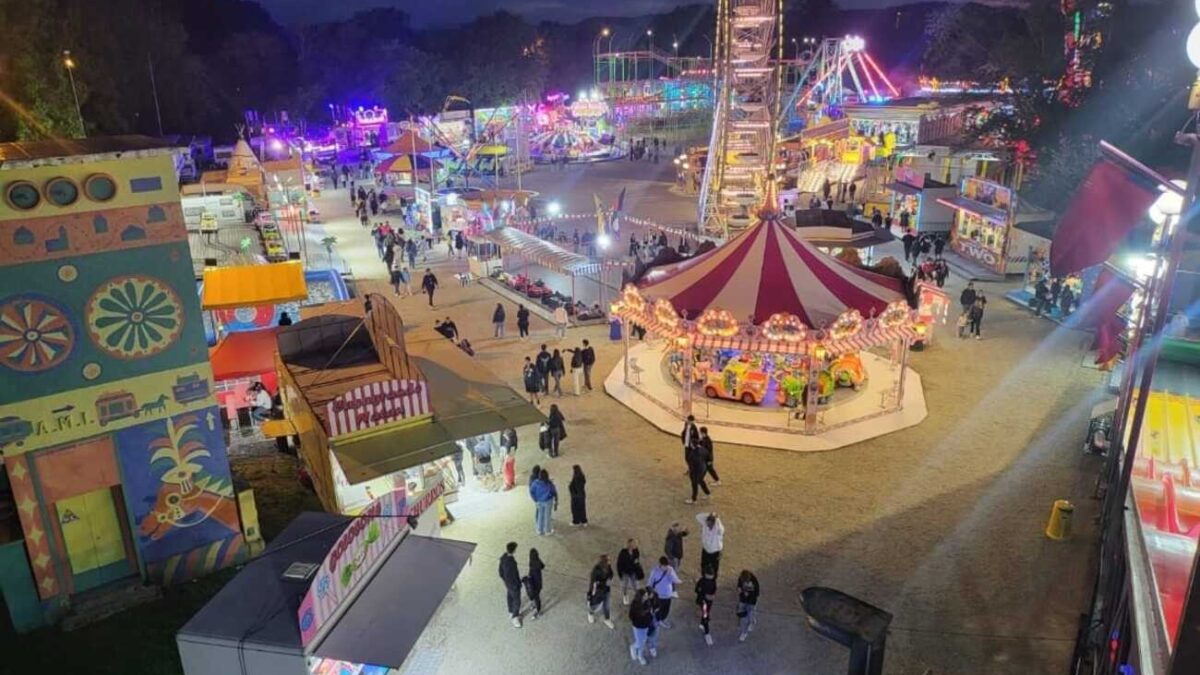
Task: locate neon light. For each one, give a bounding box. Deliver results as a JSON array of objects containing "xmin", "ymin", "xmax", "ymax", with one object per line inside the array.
[
  {"xmin": 846, "ymin": 55, "xmax": 866, "ymax": 100},
  {"xmin": 862, "ymin": 52, "xmax": 899, "ymax": 97},
  {"xmin": 856, "ymin": 52, "xmax": 880, "ymax": 99}
]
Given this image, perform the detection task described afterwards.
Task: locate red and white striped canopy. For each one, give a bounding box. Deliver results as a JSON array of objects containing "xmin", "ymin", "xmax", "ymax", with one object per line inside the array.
[{"xmin": 638, "ymin": 211, "xmax": 905, "ymax": 329}]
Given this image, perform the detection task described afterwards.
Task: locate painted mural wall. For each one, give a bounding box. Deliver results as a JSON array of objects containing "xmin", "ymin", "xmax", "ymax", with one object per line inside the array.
[{"xmin": 0, "ymin": 149, "xmax": 245, "ymax": 610}]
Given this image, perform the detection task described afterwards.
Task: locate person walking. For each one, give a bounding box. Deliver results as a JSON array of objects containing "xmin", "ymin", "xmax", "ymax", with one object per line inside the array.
[
  {"xmin": 569, "ymin": 464, "xmax": 588, "ymax": 526},
  {"xmin": 421, "ymin": 268, "xmax": 439, "ymax": 307},
  {"xmin": 698, "ymin": 426, "xmax": 720, "ymax": 486},
  {"xmin": 502, "ymin": 443, "xmax": 517, "ymax": 491},
  {"xmin": 546, "ymin": 403, "xmax": 567, "ymax": 457},
  {"xmin": 695, "ymin": 511, "xmax": 724, "ymax": 579},
  {"xmin": 529, "ymin": 468, "xmax": 557, "ymax": 535},
  {"xmin": 736, "ymin": 569, "xmax": 760, "ymax": 642},
  {"xmin": 695, "ymin": 566, "xmax": 717, "ymax": 646},
  {"xmin": 581, "ymin": 339, "xmax": 596, "ymax": 391},
  {"xmin": 523, "ymin": 357, "xmax": 542, "ymax": 405},
  {"xmin": 390, "ymin": 257, "xmax": 405, "ymax": 295},
  {"xmin": 664, "ymin": 523, "xmax": 688, "ymax": 575},
  {"xmin": 568, "ymin": 345, "xmax": 584, "ymax": 395},
  {"xmin": 553, "ymin": 304, "xmax": 569, "ymax": 339},
  {"xmin": 685, "ymin": 441, "xmax": 711, "ymax": 504},
  {"xmin": 524, "ymin": 548, "xmax": 545, "ymax": 619},
  {"xmin": 492, "ymin": 303, "xmax": 507, "ymax": 338},
  {"xmin": 901, "ymin": 230, "xmax": 915, "ymax": 263},
  {"xmin": 1033, "ymin": 277, "xmax": 1050, "ymax": 317},
  {"xmin": 535, "ymin": 344, "xmax": 552, "ymax": 394},
  {"xmin": 959, "ymin": 281, "xmax": 977, "ymax": 316},
  {"xmin": 647, "ymin": 556, "xmax": 681, "ymax": 629},
  {"xmin": 1060, "ymin": 285, "xmax": 1075, "ymax": 318},
  {"xmin": 586, "ymin": 554, "xmax": 616, "ymax": 629},
  {"xmin": 969, "ymin": 295, "xmax": 986, "ymax": 340},
  {"xmin": 517, "ymin": 304, "xmax": 531, "ymax": 339},
  {"xmin": 549, "ymin": 348, "xmax": 565, "ymax": 396},
  {"xmin": 629, "ymin": 589, "xmax": 654, "ymax": 665},
  {"xmin": 499, "ymin": 542, "xmax": 523, "ymax": 627},
  {"xmin": 616, "ymin": 539, "xmax": 644, "ymax": 605}
]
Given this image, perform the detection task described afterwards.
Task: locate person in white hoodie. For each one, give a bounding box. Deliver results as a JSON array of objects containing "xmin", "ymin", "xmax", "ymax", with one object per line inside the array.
[{"xmin": 695, "ymin": 512, "xmax": 724, "ymax": 580}]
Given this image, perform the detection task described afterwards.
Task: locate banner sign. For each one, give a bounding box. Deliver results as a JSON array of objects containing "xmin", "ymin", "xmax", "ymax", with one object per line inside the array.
[
  {"xmin": 297, "ymin": 478, "xmax": 446, "ymax": 647},
  {"xmin": 324, "ymin": 379, "xmax": 429, "ymax": 437},
  {"xmin": 960, "ymin": 177, "xmax": 1011, "ymax": 213}
]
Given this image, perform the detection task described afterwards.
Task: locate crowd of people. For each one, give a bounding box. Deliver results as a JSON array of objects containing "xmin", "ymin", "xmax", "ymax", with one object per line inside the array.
[
  {"xmin": 522, "ymin": 340, "xmax": 596, "ymax": 404},
  {"xmin": 1031, "ymin": 274, "xmax": 1078, "ymax": 319},
  {"xmin": 498, "ymin": 507, "xmax": 761, "ymax": 659}
]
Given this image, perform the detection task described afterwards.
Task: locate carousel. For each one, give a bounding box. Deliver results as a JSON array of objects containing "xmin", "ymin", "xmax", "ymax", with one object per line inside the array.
[{"xmin": 606, "ymin": 185, "xmax": 946, "ymax": 451}]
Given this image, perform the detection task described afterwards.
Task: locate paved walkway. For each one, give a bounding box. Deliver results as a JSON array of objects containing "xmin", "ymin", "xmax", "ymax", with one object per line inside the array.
[{"xmin": 304, "ymin": 169, "xmax": 1103, "ymax": 675}]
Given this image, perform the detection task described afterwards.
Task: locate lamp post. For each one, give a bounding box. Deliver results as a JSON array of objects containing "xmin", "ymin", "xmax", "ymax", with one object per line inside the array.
[
  {"xmin": 62, "ymin": 50, "xmax": 85, "ymax": 137},
  {"xmin": 594, "ymin": 28, "xmax": 610, "ymax": 85}
]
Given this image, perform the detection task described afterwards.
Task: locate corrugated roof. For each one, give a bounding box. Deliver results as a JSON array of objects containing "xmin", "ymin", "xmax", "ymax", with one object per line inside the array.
[{"xmin": 0, "ymin": 135, "xmax": 176, "ymax": 165}]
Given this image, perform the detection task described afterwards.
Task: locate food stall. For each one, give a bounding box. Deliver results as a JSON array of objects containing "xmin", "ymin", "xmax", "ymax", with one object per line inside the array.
[
  {"xmin": 883, "ymin": 166, "xmax": 955, "ymax": 233},
  {"xmin": 940, "ymin": 177, "xmax": 1054, "ymax": 276}
]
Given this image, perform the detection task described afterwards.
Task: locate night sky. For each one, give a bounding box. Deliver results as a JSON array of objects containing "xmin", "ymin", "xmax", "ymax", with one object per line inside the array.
[{"xmin": 258, "ymin": 0, "xmax": 941, "ymax": 27}]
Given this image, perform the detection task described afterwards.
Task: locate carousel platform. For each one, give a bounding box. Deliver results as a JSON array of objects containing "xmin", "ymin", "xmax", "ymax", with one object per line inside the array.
[{"xmin": 604, "ymin": 342, "xmax": 928, "ymax": 452}]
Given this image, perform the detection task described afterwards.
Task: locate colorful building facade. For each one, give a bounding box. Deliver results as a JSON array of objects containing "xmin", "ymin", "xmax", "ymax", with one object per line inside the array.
[{"xmin": 0, "ymin": 137, "xmax": 246, "ymax": 630}]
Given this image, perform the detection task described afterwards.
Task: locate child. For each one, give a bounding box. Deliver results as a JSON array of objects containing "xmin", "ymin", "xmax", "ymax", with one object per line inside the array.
[{"xmin": 956, "ymin": 311, "xmax": 968, "ymax": 339}]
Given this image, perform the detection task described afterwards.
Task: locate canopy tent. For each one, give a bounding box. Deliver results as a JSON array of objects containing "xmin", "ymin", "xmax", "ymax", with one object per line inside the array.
[
  {"xmin": 201, "ymin": 261, "xmax": 308, "ymax": 310},
  {"xmin": 376, "ymin": 153, "xmax": 442, "ymax": 175},
  {"xmin": 382, "ymin": 131, "xmax": 445, "ymax": 156},
  {"xmin": 208, "ymin": 327, "xmax": 280, "ymax": 381},
  {"xmin": 481, "ymin": 227, "xmax": 597, "ymax": 275},
  {"xmin": 639, "ymin": 205, "xmax": 906, "ymax": 329}
]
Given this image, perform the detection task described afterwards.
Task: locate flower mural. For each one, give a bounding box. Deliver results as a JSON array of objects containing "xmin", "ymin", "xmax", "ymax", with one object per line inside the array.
[
  {"xmin": 86, "ymin": 275, "xmax": 183, "ymax": 360},
  {"xmin": 0, "ymin": 295, "xmax": 76, "ymax": 373}
]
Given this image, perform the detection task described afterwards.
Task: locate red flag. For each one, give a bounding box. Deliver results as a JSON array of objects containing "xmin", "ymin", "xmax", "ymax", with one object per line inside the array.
[
  {"xmin": 1093, "ymin": 314, "xmax": 1126, "ymax": 366},
  {"xmin": 1076, "ymin": 267, "xmax": 1136, "ymax": 329},
  {"xmin": 1050, "ymin": 156, "xmax": 1161, "ymax": 277}
]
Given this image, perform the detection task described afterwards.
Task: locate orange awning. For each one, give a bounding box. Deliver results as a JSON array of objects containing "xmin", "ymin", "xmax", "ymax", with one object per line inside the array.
[
  {"xmin": 208, "ymin": 327, "xmax": 281, "ymax": 381},
  {"xmin": 201, "ymin": 261, "xmax": 307, "ymax": 310}
]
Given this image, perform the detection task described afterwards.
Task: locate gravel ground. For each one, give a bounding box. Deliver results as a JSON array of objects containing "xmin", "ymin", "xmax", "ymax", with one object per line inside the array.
[{"xmin": 308, "ymin": 168, "xmax": 1104, "ymax": 675}]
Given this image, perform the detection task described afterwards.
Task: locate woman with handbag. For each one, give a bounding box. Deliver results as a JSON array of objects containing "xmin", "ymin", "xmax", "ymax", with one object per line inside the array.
[
  {"xmin": 546, "ymin": 404, "xmax": 567, "ymax": 457},
  {"xmin": 586, "ymin": 554, "xmax": 615, "ymax": 629},
  {"xmin": 524, "ymin": 548, "xmax": 545, "ymax": 619},
  {"xmin": 616, "ymin": 538, "xmax": 643, "ymax": 605}
]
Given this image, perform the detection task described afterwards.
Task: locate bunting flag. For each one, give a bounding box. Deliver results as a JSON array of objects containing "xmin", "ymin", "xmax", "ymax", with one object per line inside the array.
[
  {"xmin": 1049, "ymin": 150, "xmax": 1163, "ymax": 277},
  {"xmin": 610, "ymin": 187, "xmax": 626, "ymax": 233}
]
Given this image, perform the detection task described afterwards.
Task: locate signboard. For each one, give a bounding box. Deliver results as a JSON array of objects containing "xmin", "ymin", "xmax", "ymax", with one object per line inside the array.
[
  {"xmin": 298, "ymin": 486, "xmax": 406, "ymax": 646},
  {"xmin": 324, "ymin": 379, "xmax": 430, "ymax": 438},
  {"xmin": 894, "ymin": 166, "xmax": 925, "ymax": 189},
  {"xmin": 951, "ymin": 236, "xmax": 1002, "ymax": 272},
  {"xmin": 960, "ymin": 177, "xmax": 1011, "ymax": 213},
  {"xmin": 297, "ymin": 478, "xmax": 446, "ymax": 647}
]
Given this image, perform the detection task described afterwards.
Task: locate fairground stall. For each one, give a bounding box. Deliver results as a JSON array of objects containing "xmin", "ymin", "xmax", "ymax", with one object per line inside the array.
[
  {"xmin": 476, "ymin": 226, "xmax": 626, "ymax": 324},
  {"xmin": 883, "ymin": 166, "xmax": 956, "ymax": 234},
  {"xmin": 608, "ymin": 192, "xmax": 947, "ymax": 451},
  {"xmin": 266, "ymin": 294, "xmax": 543, "ymax": 516},
  {"xmin": 940, "ymin": 177, "xmax": 1055, "ymax": 277}
]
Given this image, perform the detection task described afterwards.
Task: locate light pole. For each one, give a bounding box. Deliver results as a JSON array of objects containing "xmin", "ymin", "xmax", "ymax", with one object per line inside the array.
[
  {"xmin": 594, "ymin": 27, "xmax": 610, "ymax": 85},
  {"xmin": 62, "ymin": 50, "xmax": 85, "ymax": 137}
]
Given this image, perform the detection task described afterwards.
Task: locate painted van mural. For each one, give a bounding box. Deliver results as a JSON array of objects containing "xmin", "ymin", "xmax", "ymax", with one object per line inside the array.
[{"xmin": 115, "ymin": 408, "xmax": 241, "ymax": 565}]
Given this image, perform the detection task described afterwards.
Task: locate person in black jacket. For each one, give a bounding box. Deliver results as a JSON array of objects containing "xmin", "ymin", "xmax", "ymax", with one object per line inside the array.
[
  {"xmin": 522, "ymin": 357, "xmax": 541, "ymax": 405},
  {"xmin": 629, "ymin": 589, "xmax": 654, "ymax": 665},
  {"xmin": 698, "ymin": 427, "xmax": 720, "ymax": 486},
  {"xmin": 616, "ymin": 538, "xmax": 642, "ymax": 605},
  {"xmin": 959, "ymin": 281, "xmax": 977, "ymax": 315},
  {"xmin": 736, "ymin": 569, "xmax": 760, "ymax": 642},
  {"xmin": 580, "ymin": 339, "xmax": 596, "ymax": 391},
  {"xmin": 499, "ymin": 542, "xmax": 523, "ymax": 627},
  {"xmin": 695, "ymin": 566, "xmax": 717, "ymax": 646},
  {"xmin": 569, "ymin": 465, "xmax": 588, "ymax": 526},
  {"xmin": 586, "ymin": 554, "xmax": 615, "ymax": 629},
  {"xmin": 664, "ymin": 522, "xmax": 688, "ymax": 574},
  {"xmin": 567, "ymin": 346, "xmax": 584, "ymax": 395},
  {"xmin": 549, "ymin": 349, "xmax": 565, "ymax": 396},
  {"xmin": 524, "ymin": 548, "xmax": 545, "ymax": 619},
  {"xmin": 685, "ymin": 442, "xmax": 711, "ymax": 504},
  {"xmin": 517, "ymin": 304, "xmax": 531, "ymax": 339},
  {"xmin": 535, "ymin": 344, "xmax": 552, "ymax": 394},
  {"xmin": 492, "ymin": 303, "xmax": 506, "ymax": 338},
  {"xmin": 421, "ymin": 268, "xmax": 438, "ymax": 307},
  {"xmin": 546, "ymin": 404, "xmax": 566, "ymax": 457}
]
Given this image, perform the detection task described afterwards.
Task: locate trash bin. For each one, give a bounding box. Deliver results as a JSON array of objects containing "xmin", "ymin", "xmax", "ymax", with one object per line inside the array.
[{"xmin": 1045, "ymin": 499, "xmax": 1074, "ymax": 540}]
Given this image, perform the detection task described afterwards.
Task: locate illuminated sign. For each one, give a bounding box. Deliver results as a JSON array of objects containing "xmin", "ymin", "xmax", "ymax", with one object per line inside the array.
[{"xmin": 960, "ymin": 178, "xmax": 1011, "ymax": 213}]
